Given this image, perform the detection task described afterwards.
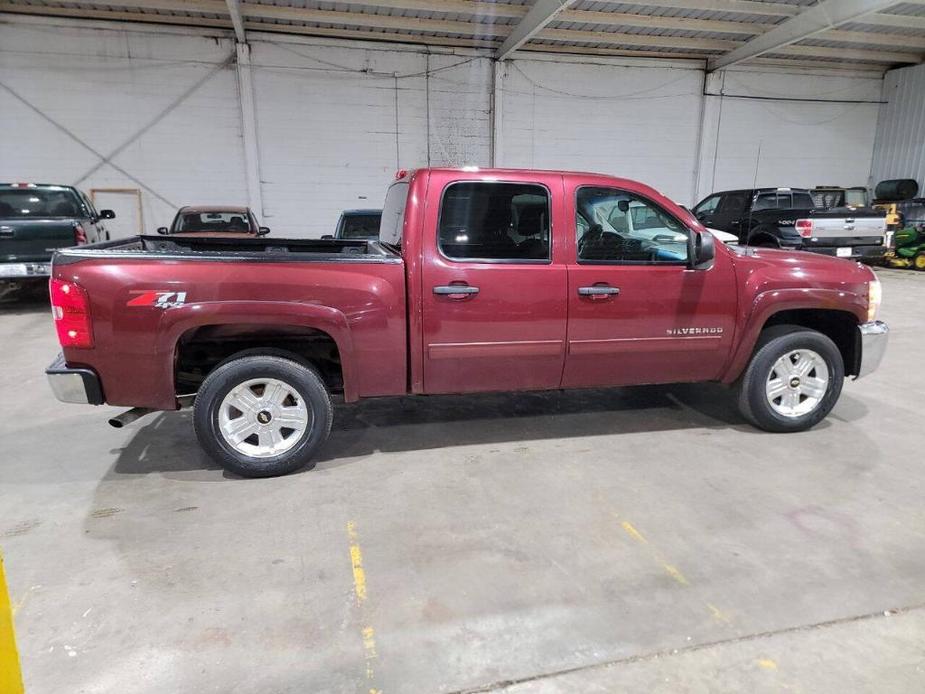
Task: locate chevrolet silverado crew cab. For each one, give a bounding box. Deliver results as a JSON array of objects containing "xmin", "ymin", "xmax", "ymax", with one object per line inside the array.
[
  {"xmin": 693, "ymin": 187, "xmax": 886, "ymax": 262},
  {"xmin": 1, "ymin": 182, "xmax": 113, "ymax": 298},
  {"xmin": 46, "ymin": 168, "xmax": 888, "ymax": 477}
]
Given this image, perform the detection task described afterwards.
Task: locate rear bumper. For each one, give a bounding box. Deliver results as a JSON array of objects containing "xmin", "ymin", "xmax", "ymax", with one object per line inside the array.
[
  {"xmin": 800, "ymin": 244, "xmax": 886, "ymax": 261},
  {"xmin": 46, "ymin": 353, "xmax": 104, "ymax": 404},
  {"xmin": 0, "ymin": 261, "xmax": 51, "ymax": 279},
  {"xmin": 856, "ymin": 321, "xmax": 889, "ymax": 379}
]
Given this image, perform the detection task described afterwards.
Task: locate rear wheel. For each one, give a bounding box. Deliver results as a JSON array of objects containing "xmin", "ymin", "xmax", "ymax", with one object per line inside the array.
[
  {"xmin": 914, "ymin": 252, "xmax": 925, "ymax": 271},
  {"xmin": 737, "ymin": 328, "xmax": 844, "ymax": 433},
  {"xmin": 193, "ymin": 355, "xmax": 333, "ymax": 477}
]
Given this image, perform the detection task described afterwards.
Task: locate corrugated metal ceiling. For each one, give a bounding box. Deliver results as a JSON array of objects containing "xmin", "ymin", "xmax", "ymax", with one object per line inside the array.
[{"xmin": 1, "ymin": 0, "xmax": 923, "ymax": 70}]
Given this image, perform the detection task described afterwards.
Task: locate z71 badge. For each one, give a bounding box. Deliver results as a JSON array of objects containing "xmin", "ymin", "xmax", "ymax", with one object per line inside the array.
[{"xmin": 127, "ymin": 290, "xmax": 187, "ymax": 309}]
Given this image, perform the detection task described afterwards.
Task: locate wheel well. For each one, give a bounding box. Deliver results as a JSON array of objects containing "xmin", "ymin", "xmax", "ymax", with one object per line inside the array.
[
  {"xmin": 761, "ymin": 309, "xmax": 859, "ymax": 375},
  {"xmin": 175, "ymin": 324, "xmax": 342, "ymax": 395}
]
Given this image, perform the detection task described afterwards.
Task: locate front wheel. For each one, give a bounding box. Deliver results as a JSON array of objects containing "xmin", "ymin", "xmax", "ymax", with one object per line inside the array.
[
  {"xmin": 737, "ymin": 328, "xmax": 845, "ymax": 433},
  {"xmin": 193, "ymin": 355, "xmax": 333, "ymax": 477}
]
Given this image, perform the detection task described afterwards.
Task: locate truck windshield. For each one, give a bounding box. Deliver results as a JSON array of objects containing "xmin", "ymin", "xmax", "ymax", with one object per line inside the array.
[
  {"xmin": 379, "ymin": 182, "xmax": 409, "ymax": 246},
  {"xmin": 176, "ymin": 212, "xmax": 252, "ymax": 233},
  {"xmin": 340, "ymin": 213, "xmax": 382, "ymax": 239},
  {"xmin": 0, "ymin": 187, "xmax": 82, "ymax": 218}
]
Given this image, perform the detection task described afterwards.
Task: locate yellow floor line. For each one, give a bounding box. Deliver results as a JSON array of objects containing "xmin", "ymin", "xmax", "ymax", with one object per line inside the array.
[
  {"xmin": 616, "ymin": 514, "xmax": 730, "ymax": 625},
  {"xmin": 346, "ymin": 522, "xmax": 381, "ymax": 694},
  {"xmin": 0, "ymin": 551, "xmax": 25, "ymax": 694}
]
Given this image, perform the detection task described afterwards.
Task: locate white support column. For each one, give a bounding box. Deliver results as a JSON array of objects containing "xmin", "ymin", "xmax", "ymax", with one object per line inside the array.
[
  {"xmin": 691, "ymin": 70, "xmax": 725, "ymax": 205},
  {"xmin": 235, "ymin": 42, "xmax": 264, "ymax": 216},
  {"xmin": 491, "ymin": 60, "xmax": 504, "ymax": 167}
]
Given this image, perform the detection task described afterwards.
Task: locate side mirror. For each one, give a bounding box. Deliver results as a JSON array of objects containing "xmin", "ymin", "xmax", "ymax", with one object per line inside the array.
[
  {"xmin": 99, "ymin": 209, "xmax": 116, "ymax": 220},
  {"xmin": 691, "ymin": 230, "xmax": 715, "ymax": 270},
  {"xmin": 156, "ymin": 226, "xmax": 169, "ymax": 235},
  {"xmin": 257, "ymin": 227, "xmax": 271, "ymax": 236},
  {"xmin": 321, "ymin": 234, "xmax": 334, "ymax": 240}
]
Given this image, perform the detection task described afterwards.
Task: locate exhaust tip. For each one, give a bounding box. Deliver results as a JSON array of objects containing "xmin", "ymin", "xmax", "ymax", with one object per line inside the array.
[{"xmin": 108, "ymin": 418, "xmax": 124, "ymax": 428}]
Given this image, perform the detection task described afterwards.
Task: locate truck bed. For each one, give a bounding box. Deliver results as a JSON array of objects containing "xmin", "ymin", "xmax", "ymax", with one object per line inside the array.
[
  {"xmin": 51, "ymin": 234, "xmax": 408, "ymax": 411},
  {"xmin": 55, "ymin": 234, "xmax": 400, "ymax": 263}
]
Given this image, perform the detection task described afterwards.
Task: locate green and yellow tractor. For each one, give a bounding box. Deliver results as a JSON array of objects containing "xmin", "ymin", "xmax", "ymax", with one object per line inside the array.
[{"xmin": 887, "ymin": 223, "xmax": 925, "ymax": 270}]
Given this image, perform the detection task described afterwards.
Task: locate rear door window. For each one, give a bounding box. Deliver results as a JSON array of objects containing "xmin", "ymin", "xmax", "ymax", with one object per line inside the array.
[
  {"xmin": 438, "ymin": 182, "xmax": 550, "ymax": 261},
  {"xmin": 752, "ymin": 193, "xmax": 779, "ymax": 211},
  {"xmin": 718, "ymin": 192, "xmax": 749, "ymax": 215}
]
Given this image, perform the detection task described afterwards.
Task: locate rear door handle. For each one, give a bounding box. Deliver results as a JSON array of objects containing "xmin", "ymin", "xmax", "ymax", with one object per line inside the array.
[
  {"xmin": 578, "ymin": 286, "xmax": 620, "ymax": 297},
  {"xmin": 433, "ymin": 285, "xmax": 479, "ymax": 297}
]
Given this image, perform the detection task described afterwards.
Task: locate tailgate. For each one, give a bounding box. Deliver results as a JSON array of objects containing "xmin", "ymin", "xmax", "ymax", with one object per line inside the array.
[
  {"xmin": 806, "ymin": 213, "xmax": 885, "ymax": 245},
  {"xmin": 0, "ymin": 219, "xmax": 77, "ymax": 262}
]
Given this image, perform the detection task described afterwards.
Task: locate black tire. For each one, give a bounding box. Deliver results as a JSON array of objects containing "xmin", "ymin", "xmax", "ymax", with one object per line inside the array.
[
  {"xmin": 193, "ymin": 355, "xmax": 333, "ymax": 477},
  {"xmin": 736, "ymin": 327, "xmax": 844, "ymax": 433}
]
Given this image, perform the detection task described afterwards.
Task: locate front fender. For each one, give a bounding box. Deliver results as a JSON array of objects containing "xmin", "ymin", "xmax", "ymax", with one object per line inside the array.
[
  {"xmin": 157, "ymin": 300, "xmax": 358, "ymax": 405},
  {"xmin": 720, "ymin": 287, "xmax": 866, "ymax": 384}
]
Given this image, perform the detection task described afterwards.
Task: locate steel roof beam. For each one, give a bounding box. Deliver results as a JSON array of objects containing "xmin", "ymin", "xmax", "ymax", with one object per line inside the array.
[
  {"xmin": 226, "ymin": 0, "xmax": 246, "ymax": 43},
  {"xmin": 496, "ymin": 0, "xmax": 576, "ymax": 60},
  {"xmin": 708, "ymin": 0, "xmax": 911, "ymax": 70}
]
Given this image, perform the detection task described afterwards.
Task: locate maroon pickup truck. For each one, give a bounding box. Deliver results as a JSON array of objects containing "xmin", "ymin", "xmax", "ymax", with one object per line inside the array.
[{"xmin": 46, "ymin": 168, "xmax": 888, "ymax": 477}]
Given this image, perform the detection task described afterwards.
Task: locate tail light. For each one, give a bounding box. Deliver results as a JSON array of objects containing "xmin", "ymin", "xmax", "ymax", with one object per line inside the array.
[
  {"xmin": 795, "ymin": 219, "xmax": 813, "ymax": 238},
  {"xmin": 73, "ymin": 222, "xmax": 88, "ymax": 245},
  {"xmin": 50, "ymin": 278, "xmax": 93, "ymax": 348}
]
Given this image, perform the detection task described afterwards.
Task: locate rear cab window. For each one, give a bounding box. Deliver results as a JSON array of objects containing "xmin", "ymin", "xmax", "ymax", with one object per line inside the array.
[
  {"xmin": 0, "ymin": 186, "xmax": 83, "ymax": 219},
  {"xmin": 379, "ymin": 181, "xmax": 410, "ymax": 247}
]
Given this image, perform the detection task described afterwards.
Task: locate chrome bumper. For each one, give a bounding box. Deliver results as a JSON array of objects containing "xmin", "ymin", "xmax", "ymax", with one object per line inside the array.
[
  {"xmin": 46, "ymin": 353, "xmax": 104, "ymax": 405},
  {"xmin": 0, "ymin": 261, "xmax": 51, "ymax": 278},
  {"xmin": 856, "ymin": 321, "xmax": 889, "ymax": 379}
]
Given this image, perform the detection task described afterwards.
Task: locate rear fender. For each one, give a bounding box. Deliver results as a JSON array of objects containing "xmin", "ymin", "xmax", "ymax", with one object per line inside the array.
[
  {"xmin": 720, "ymin": 287, "xmax": 866, "ymax": 384},
  {"xmin": 158, "ymin": 301, "xmax": 357, "ymax": 404}
]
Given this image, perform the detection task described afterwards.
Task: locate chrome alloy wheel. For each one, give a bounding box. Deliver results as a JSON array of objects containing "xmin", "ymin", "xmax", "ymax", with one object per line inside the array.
[
  {"xmin": 218, "ymin": 377, "xmax": 311, "ymax": 458},
  {"xmin": 765, "ymin": 349, "xmax": 830, "ymax": 418}
]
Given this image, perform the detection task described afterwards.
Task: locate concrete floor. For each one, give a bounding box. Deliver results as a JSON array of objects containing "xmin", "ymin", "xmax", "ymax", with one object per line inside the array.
[{"xmin": 1, "ymin": 269, "xmax": 924, "ymax": 694}]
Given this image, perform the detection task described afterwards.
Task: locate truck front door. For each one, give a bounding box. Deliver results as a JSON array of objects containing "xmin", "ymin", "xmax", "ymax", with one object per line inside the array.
[
  {"xmin": 563, "ymin": 183, "xmax": 737, "ymax": 388},
  {"xmin": 420, "ymin": 175, "xmax": 568, "ymax": 394}
]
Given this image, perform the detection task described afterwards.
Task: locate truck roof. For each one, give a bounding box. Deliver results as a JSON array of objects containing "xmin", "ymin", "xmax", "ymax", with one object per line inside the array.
[
  {"xmin": 179, "ymin": 205, "xmax": 250, "ymax": 214},
  {"xmin": 709, "ymin": 187, "xmax": 812, "ymax": 195},
  {"xmin": 0, "ymin": 183, "xmax": 76, "ymax": 190}
]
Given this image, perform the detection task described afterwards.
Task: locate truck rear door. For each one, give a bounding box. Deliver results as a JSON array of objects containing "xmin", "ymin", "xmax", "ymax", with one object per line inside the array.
[
  {"xmin": 419, "ymin": 173, "xmax": 568, "ymax": 394},
  {"xmin": 562, "ymin": 179, "xmax": 737, "ymax": 387}
]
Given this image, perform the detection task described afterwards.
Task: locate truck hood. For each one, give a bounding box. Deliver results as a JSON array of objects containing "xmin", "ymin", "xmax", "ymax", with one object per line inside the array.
[{"xmin": 728, "ymin": 245, "xmax": 875, "ymax": 314}]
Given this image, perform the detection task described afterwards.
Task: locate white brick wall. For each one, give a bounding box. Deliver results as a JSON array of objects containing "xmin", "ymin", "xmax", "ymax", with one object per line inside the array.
[
  {"xmin": 498, "ymin": 56, "xmax": 704, "ymax": 205},
  {"xmin": 0, "ymin": 20, "xmax": 248, "ymax": 232},
  {"xmin": 0, "ymin": 15, "xmax": 888, "ymax": 236},
  {"xmin": 250, "ymin": 41, "xmax": 491, "ymax": 237},
  {"xmin": 694, "ymin": 67, "xmax": 884, "ymax": 205}
]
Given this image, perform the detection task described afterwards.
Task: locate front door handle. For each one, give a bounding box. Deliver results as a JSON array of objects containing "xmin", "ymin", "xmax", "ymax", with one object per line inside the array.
[
  {"xmin": 433, "ymin": 284, "xmax": 479, "ymax": 297},
  {"xmin": 578, "ymin": 285, "xmax": 620, "ymax": 297}
]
